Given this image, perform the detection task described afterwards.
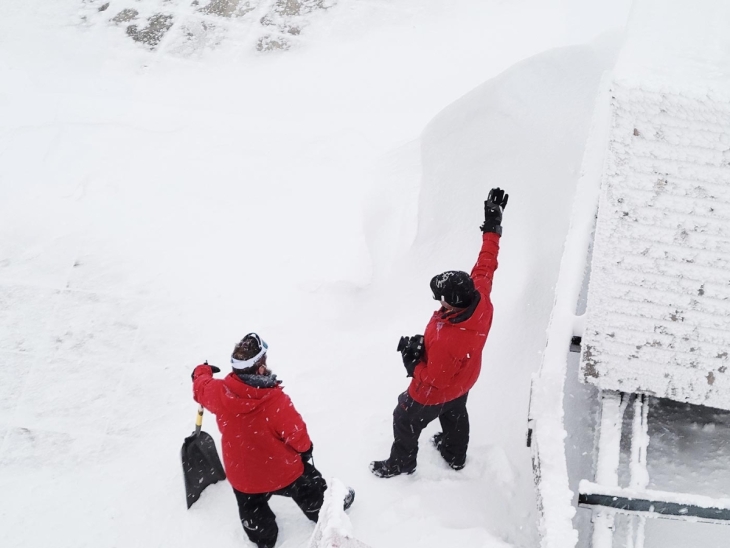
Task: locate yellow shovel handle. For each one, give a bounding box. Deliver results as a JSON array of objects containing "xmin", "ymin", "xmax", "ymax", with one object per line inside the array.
[{"xmin": 194, "ymin": 405, "xmax": 204, "ymax": 435}]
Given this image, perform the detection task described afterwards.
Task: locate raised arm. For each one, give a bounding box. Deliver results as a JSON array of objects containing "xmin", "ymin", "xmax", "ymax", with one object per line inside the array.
[
  {"xmin": 471, "ymin": 233, "xmax": 500, "ymax": 295},
  {"xmin": 473, "ymin": 187, "xmax": 508, "ymax": 295}
]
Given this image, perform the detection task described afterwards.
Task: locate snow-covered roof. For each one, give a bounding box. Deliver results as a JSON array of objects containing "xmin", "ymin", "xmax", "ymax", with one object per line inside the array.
[{"xmin": 581, "ymin": 84, "xmax": 730, "ymax": 410}]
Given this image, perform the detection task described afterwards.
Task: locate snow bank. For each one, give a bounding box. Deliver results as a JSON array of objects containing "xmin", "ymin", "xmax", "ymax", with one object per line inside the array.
[
  {"xmin": 415, "ymin": 38, "xmax": 621, "ymax": 547},
  {"xmin": 527, "ymin": 69, "xmax": 614, "ymax": 548},
  {"xmin": 614, "ymin": 0, "xmax": 730, "ymax": 97}
]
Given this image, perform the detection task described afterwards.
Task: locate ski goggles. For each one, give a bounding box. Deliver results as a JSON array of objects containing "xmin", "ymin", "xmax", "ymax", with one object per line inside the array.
[{"xmin": 231, "ymin": 333, "xmax": 269, "ymax": 369}]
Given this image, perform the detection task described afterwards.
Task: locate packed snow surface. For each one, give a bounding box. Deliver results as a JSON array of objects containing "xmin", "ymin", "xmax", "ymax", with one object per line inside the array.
[{"xmin": 0, "ymin": 1, "xmax": 633, "ymax": 548}]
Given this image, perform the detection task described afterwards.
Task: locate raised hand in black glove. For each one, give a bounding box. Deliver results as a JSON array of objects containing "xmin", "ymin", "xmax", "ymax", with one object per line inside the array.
[
  {"xmin": 191, "ymin": 361, "xmax": 221, "ymax": 380},
  {"xmin": 300, "ymin": 444, "xmax": 313, "ymax": 463},
  {"xmin": 398, "ymin": 335, "xmax": 425, "ymax": 377},
  {"xmin": 480, "ymin": 187, "xmax": 509, "ymax": 235}
]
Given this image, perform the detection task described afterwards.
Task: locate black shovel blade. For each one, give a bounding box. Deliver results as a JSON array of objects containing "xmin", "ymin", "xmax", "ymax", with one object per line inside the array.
[{"xmin": 181, "ymin": 430, "xmax": 226, "ymax": 509}]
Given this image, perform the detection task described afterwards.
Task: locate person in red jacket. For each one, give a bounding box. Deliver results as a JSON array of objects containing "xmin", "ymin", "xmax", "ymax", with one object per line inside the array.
[
  {"xmin": 370, "ymin": 188, "xmax": 508, "ymax": 478},
  {"xmin": 192, "ymin": 333, "xmax": 354, "ymax": 548}
]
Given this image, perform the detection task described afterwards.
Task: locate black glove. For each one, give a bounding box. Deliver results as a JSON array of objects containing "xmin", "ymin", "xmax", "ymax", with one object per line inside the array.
[
  {"xmin": 300, "ymin": 444, "xmax": 313, "ymax": 463},
  {"xmin": 398, "ymin": 335, "xmax": 425, "ymax": 377},
  {"xmin": 480, "ymin": 187, "xmax": 509, "ymax": 235},
  {"xmin": 191, "ymin": 361, "xmax": 221, "ymax": 380}
]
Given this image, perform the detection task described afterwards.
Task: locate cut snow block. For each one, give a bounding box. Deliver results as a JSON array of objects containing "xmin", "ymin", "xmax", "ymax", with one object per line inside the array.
[
  {"xmin": 580, "ymin": 84, "xmax": 730, "ymax": 411},
  {"xmin": 308, "ymin": 478, "xmax": 371, "ymax": 548}
]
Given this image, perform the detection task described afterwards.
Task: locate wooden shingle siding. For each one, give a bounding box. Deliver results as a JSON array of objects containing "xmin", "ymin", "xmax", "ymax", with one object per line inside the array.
[{"xmin": 580, "ymin": 84, "xmax": 730, "ymax": 410}]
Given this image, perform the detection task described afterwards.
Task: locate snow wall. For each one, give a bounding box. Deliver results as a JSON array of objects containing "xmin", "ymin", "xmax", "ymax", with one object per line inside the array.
[{"xmin": 408, "ymin": 36, "xmax": 623, "ymax": 547}]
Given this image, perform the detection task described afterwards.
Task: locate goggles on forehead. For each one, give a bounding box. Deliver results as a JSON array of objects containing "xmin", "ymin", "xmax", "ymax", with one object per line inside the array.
[{"xmin": 231, "ymin": 333, "xmax": 269, "ymax": 369}]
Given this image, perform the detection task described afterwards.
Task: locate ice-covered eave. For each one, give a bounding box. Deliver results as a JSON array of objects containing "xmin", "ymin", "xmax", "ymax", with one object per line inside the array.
[{"xmin": 528, "ymin": 73, "xmax": 613, "ymax": 548}]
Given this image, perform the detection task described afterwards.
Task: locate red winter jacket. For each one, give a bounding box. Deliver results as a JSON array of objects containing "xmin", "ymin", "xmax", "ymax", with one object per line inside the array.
[
  {"xmin": 192, "ymin": 366, "xmax": 312, "ymax": 494},
  {"xmin": 408, "ymin": 232, "xmax": 500, "ymax": 405}
]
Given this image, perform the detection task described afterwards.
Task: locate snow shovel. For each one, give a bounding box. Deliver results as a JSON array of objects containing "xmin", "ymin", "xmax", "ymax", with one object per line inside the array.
[{"xmin": 181, "ymin": 404, "xmax": 226, "ymax": 508}]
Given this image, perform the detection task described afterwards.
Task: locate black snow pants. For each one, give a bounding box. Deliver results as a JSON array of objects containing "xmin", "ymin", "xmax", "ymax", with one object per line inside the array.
[
  {"xmin": 232, "ymin": 462, "xmax": 327, "ymax": 548},
  {"xmin": 389, "ymin": 390, "xmax": 469, "ymax": 470}
]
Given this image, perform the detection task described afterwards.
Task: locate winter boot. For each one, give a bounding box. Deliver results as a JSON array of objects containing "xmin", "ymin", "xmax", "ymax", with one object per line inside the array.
[
  {"xmin": 344, "ymin": 487, "xmax": 355, "ymax": 511},
  {"xmin": 369, "ymin": 459, "xmax": 416, "ymax": 478},
  {"xmin": 431, "ymin": 432, "xmax": 465, "ymax": 471}
]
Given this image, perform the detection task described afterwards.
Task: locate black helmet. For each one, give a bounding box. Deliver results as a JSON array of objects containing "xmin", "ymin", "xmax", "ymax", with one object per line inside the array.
[{"xmin": 430, "ymin": 271, "xmax": 476, "ymax": 308}]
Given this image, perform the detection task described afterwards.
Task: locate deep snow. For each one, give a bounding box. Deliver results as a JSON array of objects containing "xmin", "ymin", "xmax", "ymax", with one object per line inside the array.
[{"xmin": 0, "ymin": 1, "xmax": 633, "ymax": 547}]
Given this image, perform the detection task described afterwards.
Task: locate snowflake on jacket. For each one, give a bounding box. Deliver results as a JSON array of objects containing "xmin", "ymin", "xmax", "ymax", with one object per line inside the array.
[
  {"xmin": 409, "ymin": 231, "xmax": 500, "ymax": 405},
  {"xmin": 192, "ymin": 365, "xmax": 312, "ymax": 494}
]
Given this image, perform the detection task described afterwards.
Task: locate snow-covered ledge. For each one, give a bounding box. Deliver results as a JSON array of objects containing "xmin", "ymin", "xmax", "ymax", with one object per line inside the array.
[{"xmin": 528, "ymin": 73, "xmax": 613, "ymax": 548}]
